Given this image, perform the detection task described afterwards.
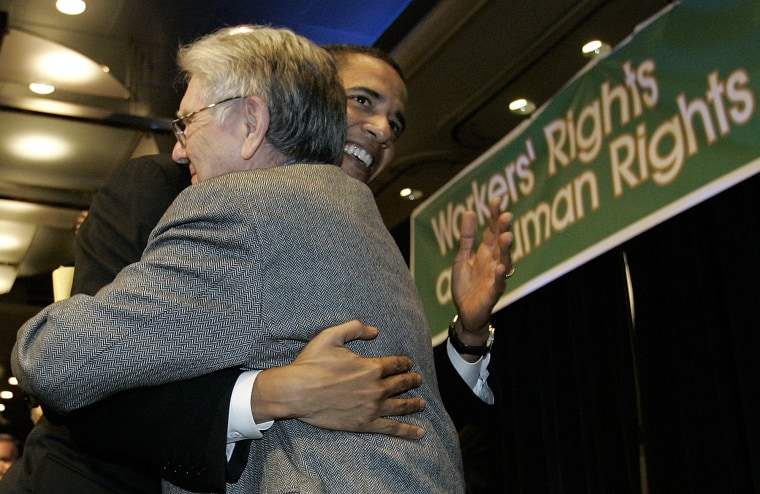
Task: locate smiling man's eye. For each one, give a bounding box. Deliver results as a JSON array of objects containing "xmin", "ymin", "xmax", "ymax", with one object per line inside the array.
[{"xmin": 350, "ymin": 94, "xmax": 371, "ymax": 106}]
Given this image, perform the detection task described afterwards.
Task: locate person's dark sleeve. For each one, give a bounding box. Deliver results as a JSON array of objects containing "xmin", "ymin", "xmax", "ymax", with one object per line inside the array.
[
  {"xmin": 62, "ymin": 154, "xmax": 249, "ymax": 492},
  {"xmin": 434, "ymin": 342, "xmax": 508, "ymax": 493},
  {"xmin": 58, "ymin": 368, "xmax": 244, "ymax": 493},
  {"xmin": 433, "ymin": 342, "xmax": 499, "ymax": 429},
  {"xmin": 72, "ymin": 154, "xmax": 191, "ymax": 295}
]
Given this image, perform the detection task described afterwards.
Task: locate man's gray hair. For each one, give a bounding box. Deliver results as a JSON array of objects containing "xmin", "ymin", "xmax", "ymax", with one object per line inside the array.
[{"xmin": 177, "ymin": 25, "xmax": 346, "ymax": 165}]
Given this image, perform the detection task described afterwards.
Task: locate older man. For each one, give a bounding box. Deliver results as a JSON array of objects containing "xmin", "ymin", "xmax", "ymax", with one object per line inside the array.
[
  {"xmin": 4, "ymin": 44, "xmax": 511, "ymax": 494},
  {"xmin": 12, "ymin": 25, "xmax": 464, "ymax": 493}
]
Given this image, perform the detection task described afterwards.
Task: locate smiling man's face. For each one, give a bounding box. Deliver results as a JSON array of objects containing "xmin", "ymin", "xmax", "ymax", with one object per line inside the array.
[{"xmin": 338, "ymin": 53, "xmax": 407, "ymax": 184}]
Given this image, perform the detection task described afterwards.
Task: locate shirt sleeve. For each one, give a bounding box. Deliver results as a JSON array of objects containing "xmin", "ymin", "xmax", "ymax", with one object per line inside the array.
[{"xmin": 225, "ymin": 370, "xmax": 274, "ymax": 460}]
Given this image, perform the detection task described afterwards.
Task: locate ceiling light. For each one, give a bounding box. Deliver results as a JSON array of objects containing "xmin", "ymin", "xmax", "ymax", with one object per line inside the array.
[
  {"xmin": 29, "ymin": 82, "xmax": 55, "ymax": 95},
  {"xmin": 582, "ymin": 40, "xmax": 611, "ymax": 57},
  {"xmin": 400, "ymin": 188, "xmax": 424, "ymax": 201},
  {"xmin": 0, "ymin": 29, "xmax": 131, "ymax": 98},
  {"xmin": 56, "ymin": 0, "xmax": 87, "ymax": 15},
  {"xmin": 0, "ymin": 221, "xmax": 37, "ymax": 264},
  {"xmin": 0, "ymin": 390, "xmax": 13, "ymax": 400},
  {"xmin": 7, "ymin": 133, "xmax": 73, "ymax": 161},
  {"xmin": 8, "ymin": 377, "xmax": 18, "ymax": 386},
  {"xmin": 508, "ymin": 98, "xmax": 536, "ymax": 115},
  {"xmin": 37, "ymin": 51, "xmax": 100, "ymax": 84},
  {"xmin": 0, "ymin": 232, "xmax": 30, "ymax": 253},
  {"xmin": 0, "ymin": 265, "xmax": 17, "ymax": 294}
]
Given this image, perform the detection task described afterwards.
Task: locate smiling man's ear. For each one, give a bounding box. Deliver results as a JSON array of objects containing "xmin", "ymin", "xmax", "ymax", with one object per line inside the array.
[{"xmin": 241, "ymin": 96, "xmax": 270, "ymax": 160}]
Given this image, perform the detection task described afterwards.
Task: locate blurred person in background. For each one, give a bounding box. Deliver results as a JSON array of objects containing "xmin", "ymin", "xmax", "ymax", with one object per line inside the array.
[{"xmin": 0, "ymin": 434, "xmax": 20, "ymax": 481}]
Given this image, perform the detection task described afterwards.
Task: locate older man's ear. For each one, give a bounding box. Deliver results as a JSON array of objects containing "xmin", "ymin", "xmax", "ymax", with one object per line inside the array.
[{"xmin": 241, "ymin": 96, "xmax": 270, "ymax": 161}]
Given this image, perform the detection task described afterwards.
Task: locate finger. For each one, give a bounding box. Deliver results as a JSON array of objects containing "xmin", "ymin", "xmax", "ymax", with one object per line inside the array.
[
  {"xmin": 498, "ymin": 231, "xmax": 514, "ymax": 270},
  {"xmin": 381, "ymin": 371, "xmax": 423, "ymax": 399},
  {"xmin": 489, "ymin": 196, "xmax": 502, "ymax": 233},
  {"xmin": 376, "ymin": 356, "xmax": 417, "ymax": 379},
  {"xmin": 498, "ymin": 211, "xmax": 513, "ymax": 234},
  {"xmin": 376, "ymin": 396, "xmax": 427, "ymax": 418},
  {"xmin": 363, "ymin": 417, "xmax": 426, "ymax": 440},
  {"xmin": 456, "ymin": 211, "xmax": 478, "ymax": 259},
  {"xmin": 321, "ymin": 320, "xmax": 379, "ymax": 345},
  {"xmin": 481, "ymin": 197, "xmax": 504, "ymax": 246}
]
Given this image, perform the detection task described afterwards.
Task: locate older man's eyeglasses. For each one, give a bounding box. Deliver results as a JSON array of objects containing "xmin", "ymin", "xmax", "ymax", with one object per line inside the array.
[{"xmin": 171, "ymin": 96, "xmax": 244, "ymax": 146}]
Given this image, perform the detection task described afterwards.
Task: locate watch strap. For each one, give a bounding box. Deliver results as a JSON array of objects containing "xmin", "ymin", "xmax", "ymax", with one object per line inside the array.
[{"xmin": 448, "ymin": 315, "xmax": 494, "ymax": 356}]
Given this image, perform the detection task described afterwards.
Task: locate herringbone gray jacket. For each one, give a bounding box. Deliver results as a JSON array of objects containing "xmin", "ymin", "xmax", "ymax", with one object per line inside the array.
[{"xmin": 13, "ymin": 164, "xmax": 464, "ymax": 493}]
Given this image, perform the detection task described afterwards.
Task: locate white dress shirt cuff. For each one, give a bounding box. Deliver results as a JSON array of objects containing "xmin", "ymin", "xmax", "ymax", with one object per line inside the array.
[
  {"xmin": 227, "ymin": 370, "xmax": 274, "ymax": 442},
  {"xmin": 226, "ymin": 370, "xmax": 274, "ymax": 461},
  {"xmin": 447, "ymin": 339, "xmax": 495, "ymax": 405}
]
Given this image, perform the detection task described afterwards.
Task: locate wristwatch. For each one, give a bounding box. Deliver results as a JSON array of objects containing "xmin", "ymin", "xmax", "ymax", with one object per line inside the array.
[{"xmin": 448, "ymin": 314, "xmax": 494, "ymax": 356}]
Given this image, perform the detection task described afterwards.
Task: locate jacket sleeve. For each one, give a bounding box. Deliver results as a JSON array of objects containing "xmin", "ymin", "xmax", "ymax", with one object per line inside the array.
[
  {"xmin": 60, "ymin": 155, "xmax": 246, "ymax": 491},
  {"xmin": 433, "ymin": 342, "xmax": 500, "ymax": 429},
  {"xmin": 72, "ymin": 154, "xmax": 191, "ymax": 296},
  {"xmin": 434, "ymin": 342, "xmax": 509, "ymax": 492},
  {"xmin": 58, "ymin": 367, "xmax": 243, "ymax": 493},
  {"xmin": 12, "ymin": 181, "xmax": 262, "ymax": 413}
]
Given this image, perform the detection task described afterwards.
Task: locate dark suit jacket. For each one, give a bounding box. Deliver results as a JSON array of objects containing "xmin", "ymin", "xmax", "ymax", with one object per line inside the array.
[
  {"xmin": 0, "ymin": 155, "xmax": 189, "ymax": 493},
  {"xmin": 67, "ymin": 155, "xmax": 238, "ymax": 490}
]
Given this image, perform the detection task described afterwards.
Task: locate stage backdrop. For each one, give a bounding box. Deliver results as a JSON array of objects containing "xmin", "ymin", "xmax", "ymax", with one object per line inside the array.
[{"xmin": 411, "ymin": 0, "xmax": 760, "ymax": 340}]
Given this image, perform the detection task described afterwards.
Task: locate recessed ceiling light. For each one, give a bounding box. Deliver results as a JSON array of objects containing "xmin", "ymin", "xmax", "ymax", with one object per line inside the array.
[
  {"xmin": 29, "ymin": 82, "xmax": 55, "ymax": 95},
  {"xmin": 56, "ymin": 0, "xmax": 86, "ymax": 16},
  {"xmin": 8, "ymin": 133, "xmax": 72, "ymax": 161},
  {"xmin": 508, "ymin": 98, "xmax": 536, "ymax": 115},
  {"xmin": 0, "ymin": 232, "xmax": 28, "ymax": 252},
  {"xmin": 400, "ymin": 188, "xmax": 424, "ymax": 201},
  {"xmin": 582, "ymin": 40, "xmax": 611, "ymax": 57},
  {"xmin": 36, "ymin": 51, "xmax": 100, "ymax": 84},
  {"xmin": 0, "ymin": 221, "xmax": 37, "ymax": 264},
  {"xmin": 4, "ymin": 29, "xmax": 131, "ymax": 98}
]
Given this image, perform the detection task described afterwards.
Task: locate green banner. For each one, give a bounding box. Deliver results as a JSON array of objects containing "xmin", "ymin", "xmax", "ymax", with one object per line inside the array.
[{"xmin": 411, "ymin": 0, "xmax": 760, "ymax": 340}]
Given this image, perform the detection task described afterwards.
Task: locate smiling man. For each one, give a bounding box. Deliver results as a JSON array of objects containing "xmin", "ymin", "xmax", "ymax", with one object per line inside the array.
[{"xmin": 331, "ymin": 45, "xmax": 407, "ymax": 183}]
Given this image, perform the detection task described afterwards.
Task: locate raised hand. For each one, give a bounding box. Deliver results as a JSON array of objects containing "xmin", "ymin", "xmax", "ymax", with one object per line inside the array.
[{"xmin": 450, "ymin": 197, "xmax": 513, "ymax": 358}]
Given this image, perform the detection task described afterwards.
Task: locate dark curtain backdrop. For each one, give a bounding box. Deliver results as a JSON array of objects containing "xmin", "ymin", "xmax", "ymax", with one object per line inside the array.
[
  {"xmin": 626, "ymin": 172, "xmax": 760, "ymax": 494},
  {"xmin": 487, "ymin": 172, "xmax": 760, "ymax": 493}
]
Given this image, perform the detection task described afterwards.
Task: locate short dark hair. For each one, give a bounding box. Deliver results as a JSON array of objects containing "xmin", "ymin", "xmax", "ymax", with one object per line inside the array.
[{"xmin": 323, "ymin": 44, "xmax": 406, "ymax": 84}]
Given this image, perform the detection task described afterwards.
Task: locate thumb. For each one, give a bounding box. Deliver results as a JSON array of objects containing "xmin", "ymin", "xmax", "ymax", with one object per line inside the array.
[{"xmin": 319, "ymin": 320, "xmax": 379, "ymax": 345}]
